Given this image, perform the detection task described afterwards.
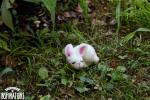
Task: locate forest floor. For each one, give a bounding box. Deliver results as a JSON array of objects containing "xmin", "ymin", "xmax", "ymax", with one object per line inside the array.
[{"xmin": 0, "ymin": 1, "xmax": 150, "ymax": 100}]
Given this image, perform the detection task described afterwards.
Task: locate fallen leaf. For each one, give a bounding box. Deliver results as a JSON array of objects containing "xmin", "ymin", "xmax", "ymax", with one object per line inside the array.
[
  {"xmin": 70, "ymin": 11, "xmax": 77, "ymax": 18},
  {"xmin": 108, "ymin": 59, "xmax": 117, "ymax": 68},
  {"xmin": 103, "ymin": 29, "xmax": 113, "ymax": 36},
  {"xmin": 38, "ymin": 67, "xmax": 48, "ymax": 79},
  {"xmin": 90, "ymin": 11, "xmax": 96, "ymax": 18},
  {"xmin": 57, "ymin": 15, "xmax": 65, "ymax": 21},
  {"xmin": 75, "ymin": 4, "xmax": 83, "ymax": 13},
  {"xmin": 110, "ymin": 18, "xmax": 116, "ymax": 25},
  {"xmin": 64, "ymin": 12, "xmax": 71, "ymax": 18},
  {"xmin": 1, "ymin": 56, "xmax": 17, "ymax": 68}
]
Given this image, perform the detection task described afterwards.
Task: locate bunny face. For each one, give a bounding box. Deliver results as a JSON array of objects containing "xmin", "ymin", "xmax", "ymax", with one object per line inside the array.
[
  {"xmin": 64, "ymin": 44, "xmax": 87, "ymax": 69},
  {"xmin": 68, "ymin": 54, "xmax": 86, "ymax": 69}
]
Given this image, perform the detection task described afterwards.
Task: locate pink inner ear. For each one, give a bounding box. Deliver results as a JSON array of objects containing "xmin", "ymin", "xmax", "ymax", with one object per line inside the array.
[
  {"xmin": 66, "ymin": 46, "xmax": 72, "ymax": 57},
  {"xmin": 79, "ymin": 46, "xmax": 86, "ymax": 55}
]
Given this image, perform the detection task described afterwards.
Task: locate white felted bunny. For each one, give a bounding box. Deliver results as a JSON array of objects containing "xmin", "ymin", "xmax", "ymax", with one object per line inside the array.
[{"xmin": 64, "ymin": 43, "xmax": 99, "ymax": 69}]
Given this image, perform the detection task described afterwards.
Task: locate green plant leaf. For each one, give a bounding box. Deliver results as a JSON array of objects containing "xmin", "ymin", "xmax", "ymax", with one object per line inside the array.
[
  {"xmin": 111, "ymin": 71, "xmax": 128, "ymax": 81},
  {"xmin": 135, "ymin": 28, "xmax": 150, "ymax": 32},
  {"xmin": 121, "ymin": 28, "xmax": 150, "ymax": 45},
  {"xmin": 38, "ymin": 67, "xmax": 48, "ymax": 79},
  {"xmin": 121, "ymin": 32, "xmax": 136, "ymax": 45},
  {"xmin": 0, "ymin": 38, "xmax": 10, "ymax": 51},
  {"xmin": 134, "ymin": 0, "xmax": 148, "ymax": 9},
  {"xmin": 79, "ymin": 0, "xmax": 88, "ymax": 18},
  {"xmin": 98, "ymin": 64, "xmax": 113, "ymax": 72},
  {"xmin": 42, "ymin": 0, "xmax": 56, "ymax": 30},
  {"xmin": 80, "ymin": 76, "xmax": 95, "ymax": 85},
  {"xmin": 72, "ymin": 28, "xmax": 86, "ymax": 42},
  {"xmin": 1, "ymin": 0, "xmax": 14, "ymax": 31},
  {"xmin": 61, "ymin": 78, "xmax": 68, "ymax": 85},
  {"xmin": 10, "ymin": 0, "xmax": 15, "ymax": 4},
  {"xmin": 40, "ymin": 95, "xmax": 51, "ymax": 100},
  {"xmin": 118, "ymin": 55, "xmax": 128, "ymax": 60},
  {"xmin": 0, "ymin": 67, "xmax": 13, "ymax": 77},
  {"xmin": 23, "ymin": 0, "xmax": 41, "ymax": 4},
  {"xmin": 111, "ymin": 71, "xmax": 122, "ymax": 81},
  {"xmin": 103, "ymin": 83, "xmax": 114, "ymax": 91},
  {"xmin": 116, "ymin": 66, "xmax": 126, "ymax": 72},
  {"xmin": 75, "ymin": 85, "xmax": 89, "ymax": 93}
]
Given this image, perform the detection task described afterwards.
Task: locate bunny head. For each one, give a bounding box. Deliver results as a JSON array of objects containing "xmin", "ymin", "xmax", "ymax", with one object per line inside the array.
[{"xmin": 64, "ymin": 44, "xmax": 87, "ymax": 69}]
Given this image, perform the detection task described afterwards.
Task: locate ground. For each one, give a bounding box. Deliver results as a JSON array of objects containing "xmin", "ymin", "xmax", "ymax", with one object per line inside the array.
[{"xmin": 0, "ymin": 0, "xmax": 150, "ymax": 100}]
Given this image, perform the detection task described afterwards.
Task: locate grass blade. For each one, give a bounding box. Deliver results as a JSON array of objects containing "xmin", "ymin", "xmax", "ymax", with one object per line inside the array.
[
  {"xmin": 121, "ymin": 28, "xmax": 150, "ymax": 45},
  {"xmin": 79, "ymin": 0, "xmax": 88, "ymax": 18},
  {"xmin": 115, "ymin": 0, "xmax": 121, "ymax": 34},
  {"xmin": 42, "ymin": 0, "xmax": 57, "ymax": 30},
  {"xmin": 0, "ymin": 67, "xmax": 13, "ymax": 77},
  {"xmin": 0, "ymin": 38, "xmax": 10, "ymax": 51}
]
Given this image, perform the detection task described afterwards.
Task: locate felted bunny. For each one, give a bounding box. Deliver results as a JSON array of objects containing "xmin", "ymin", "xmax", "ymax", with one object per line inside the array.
[{"xmin": 64, "ymin": 43, "xmax": 99, "ymax": 69}]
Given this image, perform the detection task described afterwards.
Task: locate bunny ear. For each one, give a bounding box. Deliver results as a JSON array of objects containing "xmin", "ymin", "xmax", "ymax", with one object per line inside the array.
[
  {"xmin": 65, "ymin": 44, "xmax": 73, "ymax": 57},
  {"xmin": 79, "ymin": 46, "xmax": 86, "ymax": 55}
]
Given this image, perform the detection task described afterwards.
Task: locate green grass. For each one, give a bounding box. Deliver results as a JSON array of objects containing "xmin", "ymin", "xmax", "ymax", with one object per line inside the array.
[{"xmin": 0, "ymin": 0, "xmax": 150, "ymax": 100}]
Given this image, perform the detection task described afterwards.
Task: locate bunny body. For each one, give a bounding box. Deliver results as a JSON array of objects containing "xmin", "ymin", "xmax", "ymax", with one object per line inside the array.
[{"xmin": 64, "ymin": 43, "xmax": 99, "ymax": 69}]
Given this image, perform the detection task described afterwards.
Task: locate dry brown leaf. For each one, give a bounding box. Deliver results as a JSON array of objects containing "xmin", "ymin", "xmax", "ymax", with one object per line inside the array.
[
  {"xmin": 90, "ymin": 11, "xmax": 96, "ymax": 18},
  {"xmin": 103, "ymin": 29, "xmax": 113, "ymax": 36},
  {"xmin": 64, "ymin": 12, "xmax": 71, "ymax": 18},
  {"xmin": 92, "ymin": 19, "xmax": 107, "ymax": 26},
  {"xmin": 110, "ymin": 18, "xmax": 116, "ymax": 25},
  {"xmin": 57, "ymin": 15, "xmax": 65, "ymax": 21},
  {"xmin": 1, "ymin": 56, "xmax": 17, "ymax": 68},
  {"xmin": 57, "ymin": 0, "xmax": 95, "ymax": 22},
  {"xmin": 70, "ymin": 11, "xmax": 77, "ymax": 18},
  {"xmin": 108, "ymin": 59, "xmax": 117, "ymax": 68},
  {"xmin": 75, "ymin": 4, "xmax": 82, "ymax": 13}
]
